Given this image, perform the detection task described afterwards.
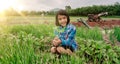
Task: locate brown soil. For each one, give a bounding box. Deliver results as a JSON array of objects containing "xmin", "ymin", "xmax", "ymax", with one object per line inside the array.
[{"xmin": 71, "ymin": 20, "xmax": 120, "ymax": 29}]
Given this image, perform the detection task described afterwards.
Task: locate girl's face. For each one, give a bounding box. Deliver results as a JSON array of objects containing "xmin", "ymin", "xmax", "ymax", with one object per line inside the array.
[{"xmin": 58, "ymin": 15, "xmax": 67, "ymax": 27}]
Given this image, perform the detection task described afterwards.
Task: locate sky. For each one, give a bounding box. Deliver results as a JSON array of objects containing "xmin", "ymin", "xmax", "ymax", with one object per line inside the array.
[{"xmin": 0, "ymin": 0, "xmax": 120, "ymax": 11}]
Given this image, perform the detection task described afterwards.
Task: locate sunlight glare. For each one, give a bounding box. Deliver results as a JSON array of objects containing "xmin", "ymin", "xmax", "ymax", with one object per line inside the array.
[
  {"xmin": 0, "ymin": 0, "xmax": 24, "ymax": 12},
  {"xmin": 0, "ymin": 0, "xmax": 14, "ymax": 12}
]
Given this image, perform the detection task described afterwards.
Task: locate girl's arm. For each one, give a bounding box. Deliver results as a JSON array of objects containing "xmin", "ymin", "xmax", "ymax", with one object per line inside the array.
[{"xmin": 59, "ymin": 28, "xmax": 76, "ymax": 46}]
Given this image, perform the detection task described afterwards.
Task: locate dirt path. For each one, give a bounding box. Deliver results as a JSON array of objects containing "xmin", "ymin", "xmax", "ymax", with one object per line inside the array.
[{"xmin": 100, "ymin": 28, "xmax": 120, "ymax": 46}]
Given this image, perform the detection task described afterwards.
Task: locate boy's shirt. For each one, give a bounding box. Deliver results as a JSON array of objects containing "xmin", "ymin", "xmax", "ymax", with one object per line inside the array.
[{"xmin": 54, "ymin": 23, "xmax": 77, "ymax": 50}]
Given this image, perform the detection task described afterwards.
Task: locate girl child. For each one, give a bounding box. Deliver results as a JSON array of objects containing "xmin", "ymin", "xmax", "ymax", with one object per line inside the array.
[{"xmin": 51, "ymin": 9, "xmax": 77, "ymax": 56}]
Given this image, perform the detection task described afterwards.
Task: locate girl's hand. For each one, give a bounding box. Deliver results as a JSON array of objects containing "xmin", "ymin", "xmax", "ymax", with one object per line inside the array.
[
  {"xmin": 52, "ymin": 37, "xmax": 61, "ymax": 46},
  {"xmin": 52, "ymin": 40, "xmax": 58, "ymax": 46}
]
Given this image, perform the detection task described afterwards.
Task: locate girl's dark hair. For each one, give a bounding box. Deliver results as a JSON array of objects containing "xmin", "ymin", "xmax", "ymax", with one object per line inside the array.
[{"xmin": 55, "ymin": 9, "xmax": 70, "ymax": 26}]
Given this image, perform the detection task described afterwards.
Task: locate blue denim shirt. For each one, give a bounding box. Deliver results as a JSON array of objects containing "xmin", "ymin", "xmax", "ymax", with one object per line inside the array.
[{"xmin": 54, "ymin": 23, "xmax": 77, "ymax": 51}]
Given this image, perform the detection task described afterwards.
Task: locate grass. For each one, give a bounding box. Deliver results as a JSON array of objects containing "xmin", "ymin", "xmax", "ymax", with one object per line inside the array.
[
  {"xmin": 0, "ymin": 16, "xmax": 120, "ymax": 64},
  {"xmin": 7, "ymin": 24, "xmax": 54, "ymax": 38},
  {"xmin": 76, "ymin": 27, "xmax": 103, "ymax": 41},
  {"xmin": 0, "ymin": 32, "xmax": 39, "ymax": 64},
  {"xmin": 109, "ymin": 27, "xmax": 120, "ymax": 43},
  {"xmin": 0, "ymin": 30, "xmax": 120, "ymax": 64}
]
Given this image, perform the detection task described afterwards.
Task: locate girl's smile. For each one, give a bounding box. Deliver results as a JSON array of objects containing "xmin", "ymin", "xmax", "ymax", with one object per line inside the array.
[{"xmin": 58, "ymin": 15, "xmax": 67, "ymax": 27}]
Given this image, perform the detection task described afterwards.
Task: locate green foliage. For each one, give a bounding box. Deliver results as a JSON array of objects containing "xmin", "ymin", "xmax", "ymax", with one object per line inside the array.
[
  {"xmin": 114, "ymin": 27, "xmax": 120, "ymax": 42},
  {"xmin": 76, "ymin": 27, "xmax": 103, "ymax": 41},
  {"xmin": 8, "ymin": 24, "xmax": 54, "ymax": 38},
  {"xmin": 0, "ymin": 32, "xmax": 39, "ymax": 64},
  {"xmin": 110, "ymin": 27, "xmax": 120, "ymax": 43},
  {"xmin": 0, "ymin": 24, "xmax": 120, "ymax": 64},
  {"xmin": 76, "ymin": 38, "xmax": 120, "ymax": 64},
  {"xmin": 68, "ymin": 2, "xmax": 120, "ymax": 16}
]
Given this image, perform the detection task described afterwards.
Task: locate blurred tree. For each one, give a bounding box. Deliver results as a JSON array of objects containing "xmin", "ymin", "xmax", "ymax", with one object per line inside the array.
[{"xmin": 65, "ymin": 6, "xmax": 71, "ymax": 12}]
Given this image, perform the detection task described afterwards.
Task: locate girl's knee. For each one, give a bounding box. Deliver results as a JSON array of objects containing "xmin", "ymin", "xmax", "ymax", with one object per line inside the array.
[
  {"xmin": 66, "ymin": 49, "xmax": 73, "ymax": 55},
  {"xmin": 51, "ymin": 47, "xmax": 57, "ymax": 53},
  {"xmin": 56, "ymin": 47, "xmax": 64, "ymax": 53},
  {"xmin": 57, "ymin": 47, "xmax": 73, "ymax": 55}
]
